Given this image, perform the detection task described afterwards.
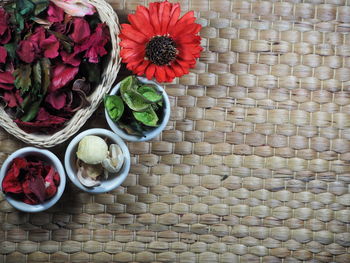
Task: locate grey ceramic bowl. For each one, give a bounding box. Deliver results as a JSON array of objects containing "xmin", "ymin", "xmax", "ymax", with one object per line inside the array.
[
  {"xmin": 105, "ymin": 77, "xmax": 171, "ymax": 142},
  {"xmin": 0, "ymin": 147, "xmax": 66, "ymax": 212},
  {"xmin": 64, "ymin": 128, "xmax": 130, "ymax": 194}
]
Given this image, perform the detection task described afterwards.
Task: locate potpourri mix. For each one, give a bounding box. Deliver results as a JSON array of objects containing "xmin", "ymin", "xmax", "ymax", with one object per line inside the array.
[
  {"xmin": 2, "ymin": 156, "xmax": 60, "ymax": 204},
  {"xmin": 0, "ymin": 0, "xmax": 111, "ymax": 133}
]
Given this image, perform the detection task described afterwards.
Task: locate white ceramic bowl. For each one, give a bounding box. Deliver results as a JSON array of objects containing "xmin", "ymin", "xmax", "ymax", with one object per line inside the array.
[
  {"xmin": 64, "ymin": 128, "xmax": 130, "ymax": 194},
  {"xmin": 105, "ymin": 77, "xmax": 171, "ymax": 142},
  {"xmin": 0, "ymin": 147, "xmax": 66, "ymax": 212}
]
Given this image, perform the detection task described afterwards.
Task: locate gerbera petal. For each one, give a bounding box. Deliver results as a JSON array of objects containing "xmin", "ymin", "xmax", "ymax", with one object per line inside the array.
[
  {"xmin": 171, "ymin": 20, "xmax": 199, "ymax": 37},
  {"xmin": 128, "ymin": 13, "xmax": 154, "ymax": 37},
  {"xmin": 137, "ymin": 5, "xmax": 151, "ymax": 22},
  {"xmin": 159, "ymin": 1, "xmax": 171, "ymax": 35},
  {"xmin": 120, "ymin": 48, "xmax": 145, "ymax": 63},
  {"xmin": 176, "ymin": 59, "xmax": 191, "ymax": 74},
  {"xmin": 155, "ymin": 66, "xmax": 166, "ymax": 83},
  {"xmin": 171, "ymin": 61, "xmax": 184, "ymax": 77},
  {"xmin": 175, "ymin": 34, "xmax": 201, "ymax": 44},
  {"xmin": 149, "ymin": 2, "xmax": 161, "ymax": 35},
  {"xmin": 126, "ymin": 60, "xmax": 143, "ymax": 71},
  {"xmin": 177, "ymin": 44, "xmax": 203, "ymax": 57},
  {"xmin": 177, "ymin": 11, "xmax": 196, "ymax": 25},
  {"xmin": 135, "ymin": 60, "xmax": 150, "ymax": 74},
  {"xmin": 120, "ymin": 38, "xmax": 144, "ymax": 50},
  {"xmin": 167, "ymin": 3, "xmax": 180, "ymax": 32},
  {"xmin": 120, "ymin": 24, "xmax": 148, "ymax": 44},
  {"xmin": 177, "ymin": 47, "xmax": 196, "ymax": 61},
  {"xmin": 165, "ymin": 66, "xmax": 176, "ymax": 81},
  {"xmin": 146, "ymin": 64, "xmax": 156, "ymax": 80}
]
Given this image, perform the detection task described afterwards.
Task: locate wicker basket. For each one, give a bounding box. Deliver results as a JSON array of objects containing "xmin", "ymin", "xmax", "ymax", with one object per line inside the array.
[{"xmin": 0, "ymin": 0, "xmax": 121, "ymax": 148}]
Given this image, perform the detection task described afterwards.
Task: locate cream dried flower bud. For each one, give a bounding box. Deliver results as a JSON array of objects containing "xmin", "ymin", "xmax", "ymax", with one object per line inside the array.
[{"xmin": 76, "ymin": 135, "xmax": 108, "ymax": 164}]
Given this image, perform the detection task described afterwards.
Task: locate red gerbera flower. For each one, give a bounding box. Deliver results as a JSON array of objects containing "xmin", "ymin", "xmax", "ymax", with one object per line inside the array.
[{"xmin": 119, "ymin": 1, "xmax": 203, "ymax": 83}]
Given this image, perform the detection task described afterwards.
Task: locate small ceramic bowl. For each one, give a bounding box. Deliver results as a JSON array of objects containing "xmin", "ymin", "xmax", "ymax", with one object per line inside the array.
[
  {"xmin": 0, "ymin": 147, "xmax": 66, "ymax": 213},
  {"xmin": 105, "ymin": 76, "xmax": 171, "ymax": 142},
  {"xmin": 64, "ymin": 128, "xmax": 130, "ymax": 194}
]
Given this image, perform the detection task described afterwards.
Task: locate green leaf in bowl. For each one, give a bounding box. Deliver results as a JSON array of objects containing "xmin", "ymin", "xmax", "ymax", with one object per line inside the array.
[
  {"xmin": 120, "ymin": 75, "xmax": 137, "ymax": 94},
  {"xmin": 121, "ymin": 90, "xmax": 150, "ymax": 112},
  {"xmin": 132, "ymin": 106, "xmax": 159, "ymax": 127},
  {"xmin": 104, "ymin": 95, "xmax": 124, "ymax": 121},
  {"xmin": 137, "ymin": 85, "xmax": 163, "ymax": 103}
]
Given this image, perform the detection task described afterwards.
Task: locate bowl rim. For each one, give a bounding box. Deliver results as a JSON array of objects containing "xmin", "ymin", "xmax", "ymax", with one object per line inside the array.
[
  {"xmin": 64, "ymin": 128, "xmax": 131, "ymax": 194},
  {"xmin": 105, "ymin": 76, "xmax": 171, "ymax": 142},
  {"xmin": 0, "ymin": 147, "xmax": 66, "ymax": 213}
]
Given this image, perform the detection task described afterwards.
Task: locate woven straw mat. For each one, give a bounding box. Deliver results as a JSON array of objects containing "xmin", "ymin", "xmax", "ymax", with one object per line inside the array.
[{"xmin": 1, "ymin": 0, "xmax": 350, "ymax": 262}]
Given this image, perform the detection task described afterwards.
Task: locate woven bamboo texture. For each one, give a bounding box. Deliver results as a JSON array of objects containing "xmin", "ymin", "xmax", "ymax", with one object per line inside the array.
[
  {"xmin": 1, "ymin": 0, "xmax": 350, "ymax": 262},
  {"xmin": 0, "ymin": 0, "xmax": 121, "ymax": 148}
]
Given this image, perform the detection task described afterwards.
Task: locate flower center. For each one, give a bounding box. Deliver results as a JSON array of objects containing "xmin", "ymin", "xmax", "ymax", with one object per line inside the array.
[{"xmin": 146, "ymin": 36, "xmax": 177, "ymax": 66}]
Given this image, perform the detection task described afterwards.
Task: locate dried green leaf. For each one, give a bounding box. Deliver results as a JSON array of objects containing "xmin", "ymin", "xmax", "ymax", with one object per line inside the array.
[
  {"xmin": 137, "ymin": 85, "xmax": 163, "ymax": 103},
  {"xmin": 31, "ymin": 0, "xmax": 49, "ymax": 15},
  {"xmin": 32, "ymin": 61, "xmax": 42, "ymax": 95},
  {"xmin": 20, "ymin": 99, "xmax": 41, "ymax": 122},
  {"xmin": 133, "ymin": 106, "xmax": 159, "ymax": 127},
  {"xmin": 17, "ymin": 0, "xmax": 35, "ymax": 16},
  {"xmin": 40, "ymin": 58, "xmax": 50, "ymax": 95},
  {"xmin": 122, "ymin": 90, "xmax": 150, "ymax": 112},
  {"xmin": 14, "ymin": 64, "xmax": 32, "ymax": 93},
  {"xmin": 104, "ymin": 95, "xmax": 124, "ymax": 122},
  {"xmin": 4, "ymin": 43, "xmax": 16, "ymax": 60},
  {"xmin": 15, "ymin": 12, "xmax": 25, "ymax": 31}
]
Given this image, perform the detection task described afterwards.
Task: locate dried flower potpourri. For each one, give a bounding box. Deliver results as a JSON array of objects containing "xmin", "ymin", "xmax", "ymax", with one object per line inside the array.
[
  {"xmin": 2, "ymin": 157, "xmax": 60, "ymax": 204},
  {"xmin": 0, "ymin": 0, "xmax": 110, "ymax": 134},
  {"xmin": 119, "ymin": 1, "xmax": 203, "ymax": 83}
]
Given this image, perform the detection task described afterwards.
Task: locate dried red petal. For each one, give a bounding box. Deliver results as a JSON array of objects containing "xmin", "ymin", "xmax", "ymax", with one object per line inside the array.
[
  {"xmin": 49, "ymin": 64, "xmax": 79, "ymax": 91},
  {"xmin": 78, "ymin": 23, "xmax": 110, "ymax": 63},
  {"xmin": 60, "ymin": 50, "xmax": 81, "ymax": 66},
  {"xmin": 44, "ymin": 166, "xmax": 58, "ymax": 199},
  {"xmin": 0, "ymin": 71, "xmax": 14, "ymax": 84},
  {"xmin": 2, "ymin": 158, "xmax": 28, "ymax": 194},
  {"xmin": 45, "ymin": 91, "xmax": 67, "ymax": 110},
  {"xmin": 41, "ymin": 35, "xmax": 60, "ymax": 59},
  {"xmin": 47, "ymin": 2, "xmax": 65, "ymax": 23},
  {"xmin": 28, "ymin": 27, "xmax": 46, "ymax": 44},
  {"xmin": 0, "ymin": 46, "xmax": 7, "ymax": 64},
  {"xmin": 53, "ymin": 172, "xmax": 60, "ymax": 186},
  {"xmin": 15, "ymin": 108, "xmax": 67, "ymax": 134},
  {"xmin": 27, "ymin": 172, "xmax": 46, "ymax": 203},
  {"xmin": 70, "ymin": 18, "xmax": 91, "ymax": 43},
  {"xmin": 0, "ymin": 8, "xmax": 11, "ymax": 44},
  {"xmin": 17, "ymin": 40, "xmax": 39, "ymax": 63},
  {"xmin": 4, "ymin": 91, "xmax": 17, "ymax": 107}
]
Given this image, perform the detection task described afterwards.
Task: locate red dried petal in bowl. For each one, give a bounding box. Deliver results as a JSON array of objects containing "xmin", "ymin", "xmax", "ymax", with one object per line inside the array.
[
  {"xmin": 28, "ymin": 174, "xmax": 46, "ymax": 203},
  {"xmin": 53, "ymin": 172, "xmax": 60, "ymax": 186},
  {"xmin": 2, "ymin": 158, "xmax": 27, "ymax": 194}
]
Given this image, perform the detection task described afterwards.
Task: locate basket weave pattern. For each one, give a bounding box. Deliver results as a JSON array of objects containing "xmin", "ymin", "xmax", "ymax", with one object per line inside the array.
[
  {"xmin": 0, "ymin": 0, "xmax": 121, "ymax": 148},
  {"xmin": 1, "ymin": 0, "xmax": 350, "ymax": 262}
]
